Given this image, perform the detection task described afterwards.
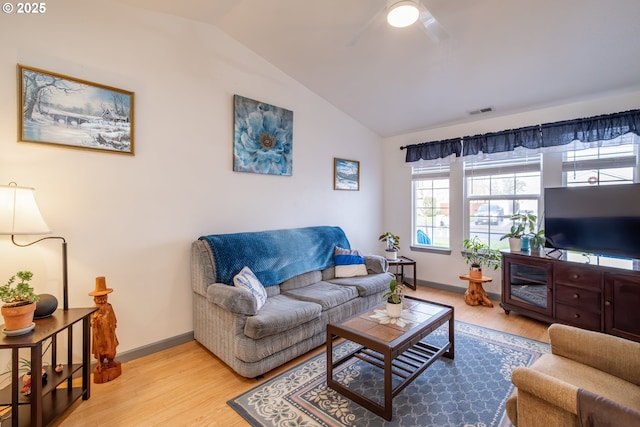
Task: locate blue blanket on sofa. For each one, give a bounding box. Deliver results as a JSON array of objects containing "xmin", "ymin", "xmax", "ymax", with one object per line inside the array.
[{"xmin": 199, "ymin": 226, "xmax": 351, "ymax": 287}]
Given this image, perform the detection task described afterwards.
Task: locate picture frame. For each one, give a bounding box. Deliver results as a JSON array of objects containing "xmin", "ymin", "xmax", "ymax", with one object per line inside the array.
[
  {"xmin": 233, "ymin": 94, "xmax": 293, "ymax": 176},
  {"xmin": 18, "ymin": 65, "xmax": 134, "ymax": 155},
  {"xmin": 334, "ymin": 158, "xmax": 360, "ymax": 191}
]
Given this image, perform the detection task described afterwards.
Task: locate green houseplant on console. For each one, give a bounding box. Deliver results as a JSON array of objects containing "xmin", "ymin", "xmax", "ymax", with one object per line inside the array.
[
  {"xmin": 463, "ymin": 236, "xmax": 502, "ymax": 279},
  {"xmin": 0, "ymin": 271, "xmax": 39, "ymax": 334},
  {"xmin": 500, "ymin": 212, "xmax": 544, "ymax": 253}
]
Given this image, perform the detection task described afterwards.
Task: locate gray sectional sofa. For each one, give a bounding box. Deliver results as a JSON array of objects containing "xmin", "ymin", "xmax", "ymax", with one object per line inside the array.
[{"xmin": 191, "ymin": 226, "xmax": 394, "ymax": 378}]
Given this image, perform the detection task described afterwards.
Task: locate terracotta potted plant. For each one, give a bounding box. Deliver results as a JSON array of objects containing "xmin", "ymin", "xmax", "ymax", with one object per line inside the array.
[
  {"xmin": 463, "ymin": 236, "xmax": 501, "ymax": 279},
  {"xmin": 379, "ymin": 232, "xmax": 400, "ymax": 260},
  {"xmin": 0, "ymin": 271, "xmax": 39, "ymax": 334},
  {"xmin": 383, "ymin": 278, "xmax": 404, "ymax": 317}
]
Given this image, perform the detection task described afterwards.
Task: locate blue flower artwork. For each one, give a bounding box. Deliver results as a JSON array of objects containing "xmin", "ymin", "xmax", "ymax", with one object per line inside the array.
[{"xmin": 233, "ymin": 95, "xmax": 293, "ymax": 176}]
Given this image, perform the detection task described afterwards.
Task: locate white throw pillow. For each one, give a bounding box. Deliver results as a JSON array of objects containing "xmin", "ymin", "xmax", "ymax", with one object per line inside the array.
[{"xmin": 233, "ymin": 266, "xmax": 267, "ymax": 310}]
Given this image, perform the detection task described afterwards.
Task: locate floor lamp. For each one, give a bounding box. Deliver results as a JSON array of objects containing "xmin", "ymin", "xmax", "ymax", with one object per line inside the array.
[{"xmin": 0, "ymin": 182, "xmax": 69, "ymax": 311}]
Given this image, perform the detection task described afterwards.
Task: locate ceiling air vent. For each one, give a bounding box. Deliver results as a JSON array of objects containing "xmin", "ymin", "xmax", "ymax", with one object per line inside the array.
[{"xmin": 469, "ymin": 106, "xmax": 494, "ymax": 115}]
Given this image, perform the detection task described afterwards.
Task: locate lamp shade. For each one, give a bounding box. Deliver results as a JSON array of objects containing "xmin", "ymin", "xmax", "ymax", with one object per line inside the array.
[
  {"xmin": 0, "ymin": 183, "xmax": 51, "ymax": 235},
  {"xmin": 387, "ymin": 1, "xmax": 420, "ymax": 28}
]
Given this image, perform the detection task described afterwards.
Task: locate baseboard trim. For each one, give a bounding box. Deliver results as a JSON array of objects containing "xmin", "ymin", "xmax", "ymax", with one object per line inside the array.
[
  {"xmin": 413, "ymin": 278, "xmax": 502, "ymax": 303},
  {"xmin": 115, "ymin": 331, "xmax": 195, "ymax": 364}
]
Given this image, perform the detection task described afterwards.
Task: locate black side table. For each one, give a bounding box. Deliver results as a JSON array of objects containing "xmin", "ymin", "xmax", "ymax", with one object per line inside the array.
[{"xmin": 388, "ymin": 256, "xmax": 417, "ymax": 290}]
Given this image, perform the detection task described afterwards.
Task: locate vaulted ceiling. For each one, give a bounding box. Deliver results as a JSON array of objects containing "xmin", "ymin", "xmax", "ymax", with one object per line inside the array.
[{"xmin": 119, "ymin": 0, "xmax": 640, "ymax": 137}]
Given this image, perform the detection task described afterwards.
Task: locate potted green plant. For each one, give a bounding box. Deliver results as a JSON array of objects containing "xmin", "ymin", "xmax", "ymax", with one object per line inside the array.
[
  {"xmin": 501, "ymin": 212, "xmax": 543, "ymax": 252},
  {"xmin": 463, "ymin": 236, "xmax": 502, "ymax": 278},
  {"xmin": 378, "ymin": 232, "xmax": 400, "ymax": 260},
  {"xmin": 527, "ymin": 214, "xmax": 545, "ymax": 253},
  {"xmin": 500, "ymin": 213, "xmax": 532, "ymax": 252},
  {"xmin": 0, "ymin": 271, "xmax": 39, "ymax": 334},
  {"xmin": 383, "ymin": 278, "xmax": 404, "ymax": 317}
]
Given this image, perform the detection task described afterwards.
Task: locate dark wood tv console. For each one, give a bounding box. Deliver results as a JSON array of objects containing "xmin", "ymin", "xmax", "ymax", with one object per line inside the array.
[{"xmin": 501, "ymin": 250, "xmax": 640, "ymax": 343}]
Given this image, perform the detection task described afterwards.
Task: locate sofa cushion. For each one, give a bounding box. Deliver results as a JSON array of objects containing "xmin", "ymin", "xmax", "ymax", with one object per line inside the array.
[
  {"xmin": 244, "ymin": 294, "xmax": 322, "ymax": 340},
  {"xmin": 279, "ymin": 270, "xmax": 322, "ymax": 291},
  {"xmin": 328, "ymin": 272, "xmax": 394, "ymax": 297},
  {"xmin": 283, "ymin": 281, "xmax": 359, "ymax": 311},
  {"xmin": 233, "ymin": 266, "xmax": 267, "ymax": 310},
  {"xmin": 334, "ymin": 246, "xmax": 368, "ymax": 278}
]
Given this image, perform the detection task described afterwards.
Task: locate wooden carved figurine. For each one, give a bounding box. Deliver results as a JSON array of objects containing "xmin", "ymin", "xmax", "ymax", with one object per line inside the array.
[{"xmin": 89, "ymin": 277, "xmax": 121, "ymax": 383}]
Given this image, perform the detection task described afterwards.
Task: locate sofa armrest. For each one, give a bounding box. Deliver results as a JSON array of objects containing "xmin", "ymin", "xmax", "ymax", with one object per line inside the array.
[
  {"xmin": 549, "ymin": 323, "xmax": 640, "ymax": 386},
  {"xmin": 511, "ymin": 366, "xmax": 579, "ymax": 415},
  {"xmin": 206, "ymin": 283, "xmax": 259, "ymax": 315},
  {"xmin": 365, "ymin": 255, "xmax": 389, "ymax": 274}
]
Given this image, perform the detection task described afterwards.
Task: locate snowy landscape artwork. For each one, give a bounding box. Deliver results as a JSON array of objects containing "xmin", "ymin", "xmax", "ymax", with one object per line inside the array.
[
  {"xmin": 334, "ymin": 158, "xmax": 360, "ymax": 191},
  {"xmin": 233, "ymin": 95, "xmax": 293, "ymax": 176},
  {"xmin": 19, "ymin": 65, "xmax": 134, "ymax": 154}
]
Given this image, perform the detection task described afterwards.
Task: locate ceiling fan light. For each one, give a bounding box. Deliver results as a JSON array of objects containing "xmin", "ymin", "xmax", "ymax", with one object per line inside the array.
[{"xmin": 387, "ymin": 1, "xmax": 420, "ymax": 28}]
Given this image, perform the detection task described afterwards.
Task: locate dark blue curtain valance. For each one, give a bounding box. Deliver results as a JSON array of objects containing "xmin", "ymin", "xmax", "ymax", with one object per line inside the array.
[
  {"xmin": 404, "ymin": 138, "xmax": 461, "ymax": 163},
  {"xmin": 540, "ymin": 109, "xmax": 640, "ymax": 147},
  {"xmin": 462, "ymin": 126, "xmax": 540, "ymax": 156},
  {"xmin": 404, "ymin": 109, "xmax": 640, "ymax": 162}
]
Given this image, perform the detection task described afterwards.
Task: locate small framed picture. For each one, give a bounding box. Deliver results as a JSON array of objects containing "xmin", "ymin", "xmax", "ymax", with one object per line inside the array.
[
  {"xmin": 18, "ymin": 64, "xmax": 134, "ymax": 155},
  {"xmin": 334, "ymin": 158, "xmax": 360, "ymax": 191}
]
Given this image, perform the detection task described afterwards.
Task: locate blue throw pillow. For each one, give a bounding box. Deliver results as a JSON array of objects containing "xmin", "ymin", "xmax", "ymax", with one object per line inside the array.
[
  {"xmin": 335, "ymin": 246, "xmax": 368, "ymax": 278},
  {"xmin": 233, "ymin": 266, "xmax": 267, "ymax": 310}
]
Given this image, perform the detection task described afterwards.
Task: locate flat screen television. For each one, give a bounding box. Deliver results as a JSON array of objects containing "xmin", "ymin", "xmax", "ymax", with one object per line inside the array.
[{"xmin": 544, "ymin": 184, "xmax": 640, "ymax": 260}]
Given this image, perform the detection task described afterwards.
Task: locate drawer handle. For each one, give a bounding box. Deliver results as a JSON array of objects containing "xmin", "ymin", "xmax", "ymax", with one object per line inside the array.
[
  {"xmin": 573, "ymin": 293, "xmax": 580, "ymax": 299},
  {"xmin": 574, "ymin": 313, "xmax": 581, "ymax": 318},
  {"xmin": 605, "ymin": 300, "xmax": 611, "ymax": 307},
  {"xmin": 571, "ymin": 274, "xmax": 579, "ymax": 280}
]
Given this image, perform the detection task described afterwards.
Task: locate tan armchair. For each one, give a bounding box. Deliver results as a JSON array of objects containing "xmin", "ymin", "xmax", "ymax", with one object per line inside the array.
[{"xmin": 507, "ymin": 323, "xmax": 640, "ymax": 427}]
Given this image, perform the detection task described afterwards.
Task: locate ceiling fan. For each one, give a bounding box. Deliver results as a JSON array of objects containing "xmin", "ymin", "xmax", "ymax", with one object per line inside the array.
[{"xmin": 348, "ymin": 0, "xmax": 448, "ymax": 46}]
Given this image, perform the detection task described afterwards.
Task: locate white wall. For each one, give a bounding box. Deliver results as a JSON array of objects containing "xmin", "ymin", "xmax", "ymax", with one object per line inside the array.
[
  {"xmin": 382, "ymin": 90, "xmax": 640, "ymax": 296},
  {"xmin": 0, "ymin": 0, "xmax": 383, "ymax": 357}
]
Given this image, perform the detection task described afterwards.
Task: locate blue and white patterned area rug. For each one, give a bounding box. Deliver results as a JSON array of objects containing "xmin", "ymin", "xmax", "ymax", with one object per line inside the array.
[{"xmin": 228, "ymin": 321, "xmax": 549, "ymax": 427}]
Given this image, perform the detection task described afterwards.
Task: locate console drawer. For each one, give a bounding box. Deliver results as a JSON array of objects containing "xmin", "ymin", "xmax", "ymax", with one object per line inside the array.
[
  {"xmin": 555, "ymin": 284, "xmax": 601, "ymax": 309},
  {"xmin": 554, "ymin": 265, "xmax": 601, "ymax": 289},
  {"xmin": 555, "ymin": 302, "xmax": 601, "ymax": 330}
]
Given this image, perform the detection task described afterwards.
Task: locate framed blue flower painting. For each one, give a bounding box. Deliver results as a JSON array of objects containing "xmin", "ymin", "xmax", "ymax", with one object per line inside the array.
[{"xmin": 233, "ymin": 95, "xmax": 293, "ymax": 176}]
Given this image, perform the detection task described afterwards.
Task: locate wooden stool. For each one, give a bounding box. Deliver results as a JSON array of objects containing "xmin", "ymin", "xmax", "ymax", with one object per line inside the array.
[{"xmin": 459, "ymin": 274, "xmax": 494, "ymax": 307}]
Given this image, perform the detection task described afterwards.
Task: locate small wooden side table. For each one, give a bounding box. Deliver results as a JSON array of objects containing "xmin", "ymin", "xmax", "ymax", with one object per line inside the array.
[
  {"xmin": 388, "ymin": 256, "xmax": 417, "ymax": 290},
  {"xmin": 460, "ymin": 274, "xmax": 494, "ymax": 307}
]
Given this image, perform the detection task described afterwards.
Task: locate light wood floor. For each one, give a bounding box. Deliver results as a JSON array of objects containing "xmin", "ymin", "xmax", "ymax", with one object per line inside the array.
[{"xmin": 53, "ymin": 286, "xmax": 549, "ymax": 427}]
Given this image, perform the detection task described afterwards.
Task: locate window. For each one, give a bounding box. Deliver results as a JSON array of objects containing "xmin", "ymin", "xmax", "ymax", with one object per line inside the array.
[
  {"xmin": 412, "ymin": 165, "xmax": 450, "ymax": 249},
  {"xmin": 563, "ymin": 134, "xmax": 638, "ymax": 187},
  {"xmin": 465, "ymin": 155, "xmax": 542, "ymax": 250}
]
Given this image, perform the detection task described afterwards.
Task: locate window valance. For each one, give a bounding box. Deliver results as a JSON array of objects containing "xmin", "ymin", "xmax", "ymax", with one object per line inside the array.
[
  {"xmin": 403, "ymin": 138, "xmax": 461, "ymax": 163},
  {"xmin": 403, "ymin": 109, "xmax": 640, "ymax": 163}
]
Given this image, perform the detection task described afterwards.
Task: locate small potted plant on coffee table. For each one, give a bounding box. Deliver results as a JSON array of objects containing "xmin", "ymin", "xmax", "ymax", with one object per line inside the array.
[
  {"xmin": 0, "ymin": 271, "xmax": 39, "ymax": 335},
  {"xmin": 383, "ymin": 278, "xmax": 404, "ymax": 318},
  {"xmin": 463, "ymin": 236, "xmax": 501, "ymax": 279}
]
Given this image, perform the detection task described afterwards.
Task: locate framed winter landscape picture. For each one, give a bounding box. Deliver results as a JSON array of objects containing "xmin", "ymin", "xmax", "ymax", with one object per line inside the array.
[
  {"xmin": 19, "ymin": 65, "xmax": 134, "ymax": 155},
  {"xmin": 233, "ymin": 94, "xmax": 293, "ymax": 176},
  {"xmin": 334, "ymin": 158, "xmax": 360, "ymax": 191}
]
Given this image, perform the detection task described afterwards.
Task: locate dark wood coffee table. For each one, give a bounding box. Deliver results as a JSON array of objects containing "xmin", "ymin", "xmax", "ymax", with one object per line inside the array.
[{"xmin": 326, "ymin": 296, "xmax": 454, "ymax": 420}]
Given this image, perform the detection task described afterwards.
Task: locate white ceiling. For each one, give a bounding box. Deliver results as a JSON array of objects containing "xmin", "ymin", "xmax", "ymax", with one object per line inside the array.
[{"xmin": 119, "ymin": 0, "xmax": 640, "ymax": 137}]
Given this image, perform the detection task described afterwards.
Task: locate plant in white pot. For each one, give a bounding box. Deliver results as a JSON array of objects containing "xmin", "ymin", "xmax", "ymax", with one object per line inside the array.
[
  {"xmin": 501, "ymin": 212, "xmax": 540, "ymax": 252},
  {"xmin": 463, "ymin": 236, "xmax": 502, "ymax": 279},
  {"xmin": 0, "ymin": 271, "xmax": 39, "ymax": 334},
  {"xmin": 383, "ymin": 278, "xmax": 404, "ymax": 318},
  {"xmin": 379, "ymin": 232, "xmax": 400, "ymax": 260}
]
